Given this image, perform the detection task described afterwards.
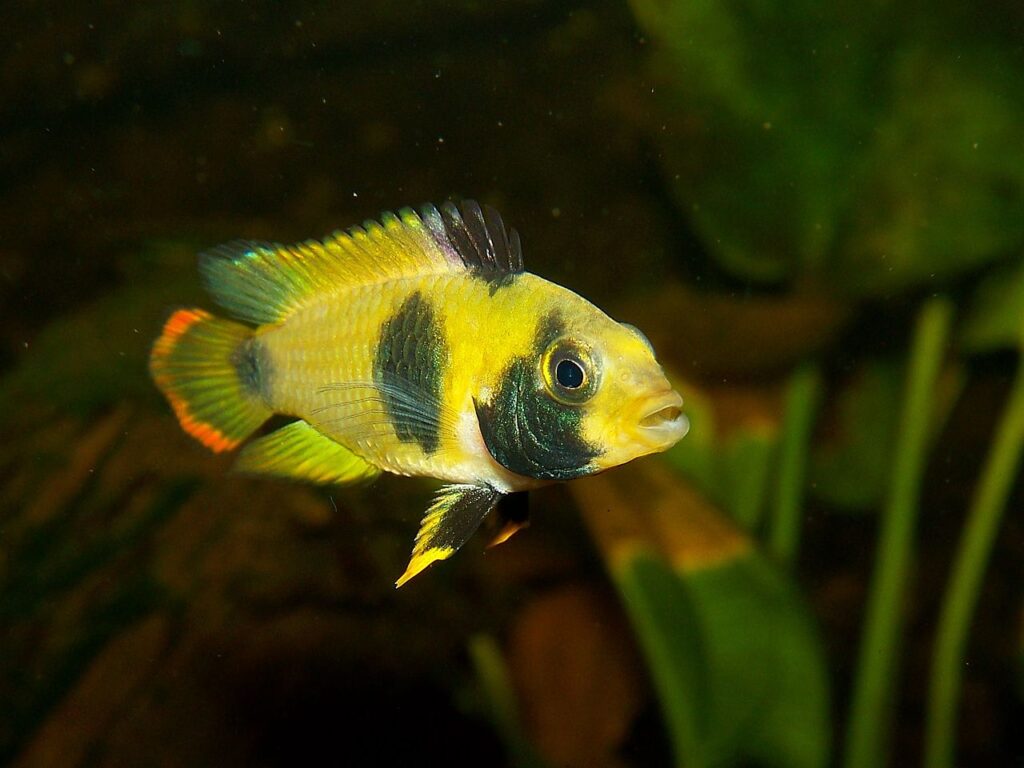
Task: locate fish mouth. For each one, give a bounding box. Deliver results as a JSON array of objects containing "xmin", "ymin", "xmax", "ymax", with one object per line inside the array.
[{"xmin": 637, "ymin": 390, "xmax": 689, "ymax": 440}]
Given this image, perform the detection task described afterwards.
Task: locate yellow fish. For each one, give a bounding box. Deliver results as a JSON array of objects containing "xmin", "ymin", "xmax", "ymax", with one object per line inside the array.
[{"xmin": 150, "ymin": 201, "xmax": 688, "ymax": 585}]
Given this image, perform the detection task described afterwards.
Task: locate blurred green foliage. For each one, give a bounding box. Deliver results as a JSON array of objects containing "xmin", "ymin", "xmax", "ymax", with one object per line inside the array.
[
  {"xmin": 809, "ymin": 361, "xmax": 902, "ymax": 512},
  {"xmin": 662, "ymin": 381, "xmax": 777, "ymax": 532},
  {"xmin": 687, "ymin": 556, "xmax": 829, "ymax": 768},
  {"xmin": 631, "ymin": 0, "xmax": 1024, "ymax": 294},
  {"xmin": 961, "ymin": 257, "xmax": 1024, "ymax": 352},
  {"xmin": 574, "ymin": 465, "xmax": 830, "ymax": 768},
  {"xmin": 0, "ymin": 242, "xmax": 204, "ymax": 420}
]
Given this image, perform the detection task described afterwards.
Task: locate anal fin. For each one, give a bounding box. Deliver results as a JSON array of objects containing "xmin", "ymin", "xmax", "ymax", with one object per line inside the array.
[
  {"xmin": 396, "ymin": 484, "xmax": 503, "ymax": 587},
  {"xmin": 234, "ymin": 420, "xmax": 381, "ymax": 486}
]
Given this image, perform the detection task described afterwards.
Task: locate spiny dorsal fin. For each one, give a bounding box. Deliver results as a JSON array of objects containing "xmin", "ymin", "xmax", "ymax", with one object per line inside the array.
[
  {"xmin": 198, "ymin": 201, "xmax": 524, "ymax": 325},
  {"xmin": 430, "ymin": 200, "xmax": 524, "ymax": 275}
]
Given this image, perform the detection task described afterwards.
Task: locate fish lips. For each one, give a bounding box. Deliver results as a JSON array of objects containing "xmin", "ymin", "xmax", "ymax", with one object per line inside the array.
[{"xmin": 636, "ymin": 389, "xmax": 689, "ymax": 448}]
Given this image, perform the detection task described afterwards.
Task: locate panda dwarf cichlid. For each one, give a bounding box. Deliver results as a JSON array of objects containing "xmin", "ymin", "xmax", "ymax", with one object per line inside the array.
[{"xmin": 150, "ymin": 200, "xmax": 689, "ymax": 586}]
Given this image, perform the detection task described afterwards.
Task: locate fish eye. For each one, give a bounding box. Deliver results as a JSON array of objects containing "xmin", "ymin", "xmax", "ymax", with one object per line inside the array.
[
  {"xmin": 556, "ymin": 358, "xmax": 585, "ymax": 389},
  {"xmin": 542, "ymin": 340, "xmax": 598, "ymax": 405}
]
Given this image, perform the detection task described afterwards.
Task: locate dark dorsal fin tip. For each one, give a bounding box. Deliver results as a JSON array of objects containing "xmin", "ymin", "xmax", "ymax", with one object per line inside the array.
[
  {"xmin": 460, "ymin": 200, "xmax": 498, "ymax": 269},
  {"xmin": 434, "ymin": 199, "xmax": 524, "ymax": 277},
  {"xmin": 508, "ymin": 228, "xmax": 523, "ymax": 272},
  {"xmin": 438, "ymin": 201, "xmax": 477, "ymax": 271},
  {"xmin": 482, "ymin": 204, "xmax": 510, "ymax": 271}
]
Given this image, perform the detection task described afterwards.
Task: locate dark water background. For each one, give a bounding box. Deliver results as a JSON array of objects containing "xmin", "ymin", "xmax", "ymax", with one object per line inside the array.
[{"xmin": 2, "ymin": 2, "xmax": 1023, "ymax": 767}]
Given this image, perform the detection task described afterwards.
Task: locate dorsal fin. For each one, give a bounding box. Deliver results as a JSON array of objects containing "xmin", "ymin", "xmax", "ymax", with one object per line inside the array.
[
  {"xmin": 198, "ymin": 201, "xmax": 524, "ymax": 325},
  {"xmin": 429, "ymin": 200, "xmax": 524, "ymax": 275}
]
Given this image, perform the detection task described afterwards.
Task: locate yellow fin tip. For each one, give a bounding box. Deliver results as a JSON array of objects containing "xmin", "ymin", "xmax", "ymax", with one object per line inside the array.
[{"xmin": 395, "ymin": 546, "xmax": 454, "ymax": 588}]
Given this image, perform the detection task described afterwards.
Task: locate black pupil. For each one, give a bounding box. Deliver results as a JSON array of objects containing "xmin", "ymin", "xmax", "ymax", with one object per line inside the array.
[{"xmin": 555, "ymin": 358, "xmax": 585, "ymax": 389}]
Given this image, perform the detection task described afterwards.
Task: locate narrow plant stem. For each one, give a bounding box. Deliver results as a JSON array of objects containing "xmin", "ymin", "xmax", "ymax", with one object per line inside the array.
[
  {"xmin": 844, "ymin": 297, "xmax": 954, "ymax": 768},
  {"xmin": 768, "ymin": 362, "xmax": 822, "ymax": 565},
  {"xmin": 727, "ymin": 431, "xmax": 774, "ymax": 532},
  {"xmin": 924, "ymin": 357, "xmax": 1024, "ymax": 768},
  {"xmin": 469, "ymin": 634, "xmax": 547, "ymax": 768}
]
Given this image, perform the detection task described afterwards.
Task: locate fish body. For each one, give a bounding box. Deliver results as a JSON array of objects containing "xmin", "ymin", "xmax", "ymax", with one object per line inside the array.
[{"xmin": 150, "ymin": 201, "xmax": 688, "ymax": 585}]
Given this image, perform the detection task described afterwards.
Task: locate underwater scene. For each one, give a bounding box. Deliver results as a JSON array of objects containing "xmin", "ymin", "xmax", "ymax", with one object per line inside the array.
[{"xmin": 2, "ymin": 1, "xmax": 1023, "ymax": 766}]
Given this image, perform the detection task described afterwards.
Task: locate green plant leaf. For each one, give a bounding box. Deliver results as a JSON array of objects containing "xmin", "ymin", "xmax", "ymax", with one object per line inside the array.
[
  {"xmin": 632, "ymin": 0, "xmax": 1024, "ymax": 295},
  {"xmin": 688, "ymin": 556, "xmax": 831, "ymax": 768},
  {"xmin": 573, "ymin": 462, "xmax": 831, "ymax": 768}
]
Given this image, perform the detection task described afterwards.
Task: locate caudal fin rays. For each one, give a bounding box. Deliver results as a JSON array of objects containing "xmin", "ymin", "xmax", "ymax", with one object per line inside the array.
[{"xmin": 149, "ymin": 308, "xmax": 271, "ymax": 452}]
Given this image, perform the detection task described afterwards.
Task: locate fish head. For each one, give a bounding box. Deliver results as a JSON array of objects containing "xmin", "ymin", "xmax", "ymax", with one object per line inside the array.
[
  {"xmin": 474, "ymin": 293, "xmax": 688, "ymax": 482},
  {"xmin": 564, "ymin": 317, "xmax": 689, "ymax": 473}
]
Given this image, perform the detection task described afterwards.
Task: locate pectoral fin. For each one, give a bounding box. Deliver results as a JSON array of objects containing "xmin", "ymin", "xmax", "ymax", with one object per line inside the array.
[{"xmin": 396, "ymin": 484, "xmax": 502, "ymax": 587}]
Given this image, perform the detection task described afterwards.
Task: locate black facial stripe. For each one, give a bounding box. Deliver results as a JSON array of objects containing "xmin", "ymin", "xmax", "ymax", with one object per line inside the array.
[
  {"xmin": 475, "ymin": 311, "xmax": 602, "ymax": 480},
  {"xmin": 534, "ymin": 310, "xmax": 565, "ymax": 352},
  {"xmin": 373, "ymin": 291, "xmax": 447, "ymax": 454}
]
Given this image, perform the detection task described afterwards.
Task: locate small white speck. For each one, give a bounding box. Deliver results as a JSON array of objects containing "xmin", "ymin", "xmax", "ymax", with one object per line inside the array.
[
  {"xmin": 437, "ymin": 136, "xmax": 445, "ymax": 144},
  {"xmin": 352, "ymin": 191, "xmax": 358, "ymax": 197}
]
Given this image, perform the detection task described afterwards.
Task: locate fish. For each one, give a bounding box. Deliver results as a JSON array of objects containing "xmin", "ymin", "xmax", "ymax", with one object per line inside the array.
[{"xmin": 149, "ymin": 200, "xmax": 689, "ymax": 586}]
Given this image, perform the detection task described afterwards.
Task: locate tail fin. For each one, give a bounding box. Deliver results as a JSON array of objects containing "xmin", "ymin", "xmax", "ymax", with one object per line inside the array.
[{"xmin": 149, "ymin": 308, "xmax": 272, "ymax": 452}]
